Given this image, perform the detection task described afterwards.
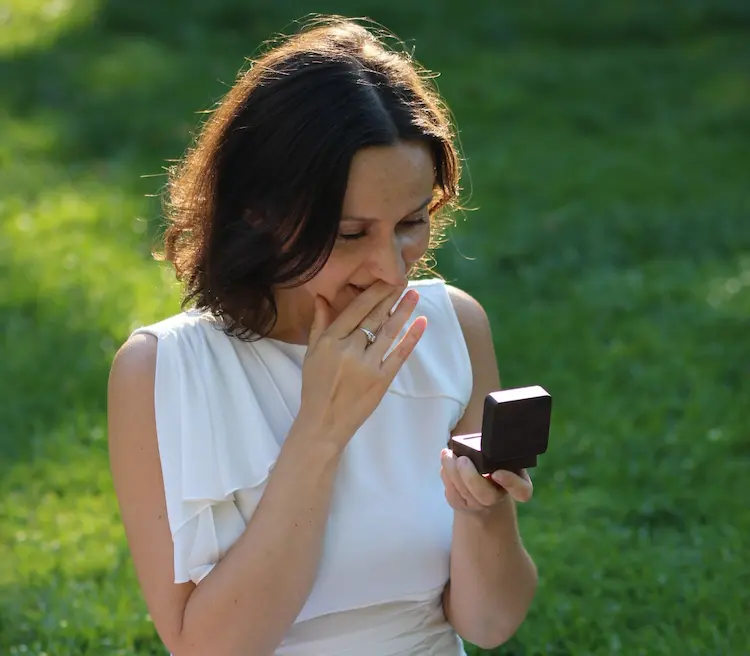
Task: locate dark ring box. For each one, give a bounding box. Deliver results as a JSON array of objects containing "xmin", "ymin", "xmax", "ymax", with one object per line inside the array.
[{"xmin": 449, "ymin": 385, "xmax": 552, "ymax": 474}]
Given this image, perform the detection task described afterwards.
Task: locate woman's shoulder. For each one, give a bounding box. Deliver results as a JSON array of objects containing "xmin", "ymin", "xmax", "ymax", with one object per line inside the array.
[
  {"xmin": 439, "ymin": 283, "xmax": 496, "ymax": 387},
  {"xmin": 408, "ymin": 277, "xmax": 490, "ymax": 337},
  {"xmin": 109, "ymin": 310, "xmax": 228, "ymax": 394},
  {"xmin": 129, "ymin": 309, "xmax": 221, "ymax": 341},
  {"xmin": 443, "ymin": 285, "xmax": 493, "ymax": 344}
]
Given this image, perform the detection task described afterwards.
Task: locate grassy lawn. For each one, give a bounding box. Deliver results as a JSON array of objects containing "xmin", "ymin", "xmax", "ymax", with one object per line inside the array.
[{"xmin": 1, "ymin": 1, "xmax": 749, "ymax": 654}]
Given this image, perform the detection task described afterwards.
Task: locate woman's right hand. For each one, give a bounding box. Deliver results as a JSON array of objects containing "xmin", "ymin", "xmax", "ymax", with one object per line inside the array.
[{"xmin": 297, "ymin": 281, "xmax": 427, "ymax": 449}]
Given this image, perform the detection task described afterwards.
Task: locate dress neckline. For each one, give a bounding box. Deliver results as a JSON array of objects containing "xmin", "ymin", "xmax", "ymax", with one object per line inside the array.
[{"xmin": 263, "ymin": 336, "xmax": 309, "ymax": 351}]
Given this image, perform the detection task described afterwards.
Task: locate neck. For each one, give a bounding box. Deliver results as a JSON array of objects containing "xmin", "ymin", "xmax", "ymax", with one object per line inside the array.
[{"xmin": 267, "ymin": 287, "xmax": 314, "ymax": 345}]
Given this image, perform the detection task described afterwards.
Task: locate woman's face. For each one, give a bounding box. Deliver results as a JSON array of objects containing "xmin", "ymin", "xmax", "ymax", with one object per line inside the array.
[{"xmin": 275, "ymin": 140, "xmax": 435, "ymax": 338}]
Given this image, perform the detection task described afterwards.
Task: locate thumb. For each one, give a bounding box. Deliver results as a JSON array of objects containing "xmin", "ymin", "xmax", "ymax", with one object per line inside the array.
[{"xmin": 308, "ymin": 295, "xmax": 330, "ymax": 348}]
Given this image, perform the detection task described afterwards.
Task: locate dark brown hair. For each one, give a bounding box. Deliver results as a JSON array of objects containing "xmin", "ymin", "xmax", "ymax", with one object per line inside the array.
[{"xmin": 158, "ymin": 16, "xmax": 462, "ymax": 340}]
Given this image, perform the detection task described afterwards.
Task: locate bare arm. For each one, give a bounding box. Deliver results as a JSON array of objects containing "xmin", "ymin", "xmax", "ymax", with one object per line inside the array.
[
  {"xmin": 441, "ymin": 286, "xmax": 538, "ymax": 649},
  {"xmin": 108, "ymin": 334, "xmax": 343, "ymax": 656}
]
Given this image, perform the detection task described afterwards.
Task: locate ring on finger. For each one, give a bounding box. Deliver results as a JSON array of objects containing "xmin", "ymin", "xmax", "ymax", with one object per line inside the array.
[{"xmin": 359, "ymin": 326, "xmax": 378, "ymax": 346}]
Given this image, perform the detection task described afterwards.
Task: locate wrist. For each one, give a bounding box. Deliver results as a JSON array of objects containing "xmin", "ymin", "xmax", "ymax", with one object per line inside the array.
[
  {"xmin": 456, "ymin": 496, "xmax": 515, "ymax": 530},
  {"xmin": 285, "ymin": 416, "xmax": 349, "ymax": 460}
]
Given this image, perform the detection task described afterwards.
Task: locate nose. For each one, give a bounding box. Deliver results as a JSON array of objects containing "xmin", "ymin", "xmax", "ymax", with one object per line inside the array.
[{"xmin": 369, "ymin": 236, "xmax": 408, "ymax": 287}]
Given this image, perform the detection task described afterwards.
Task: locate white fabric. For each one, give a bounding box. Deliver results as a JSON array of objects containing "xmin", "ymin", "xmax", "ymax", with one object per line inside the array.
[{"xmin": 131, "ymin": 278, "xmax": 473, "ymax": 655}]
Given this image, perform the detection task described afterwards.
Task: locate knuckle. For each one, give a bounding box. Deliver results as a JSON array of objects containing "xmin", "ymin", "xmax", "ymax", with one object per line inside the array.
[
  {"xmin": 356, "ymin": 360, "xmax": 375, "ymax": 378},
  {"xmin": 367, "ymin": 362, "xmax": 384, "ymax": 379},
  {"xmin": 396, "ymin": 342, "xmax": 412, "ymax": 360},
  {"xmin": 318, "ymin": 333, "xmax": 336, "ymax": 350},
  {"xmin": 339, "ymin": 347, "xmax": 355, "ymax": 364},
  {"xmin": 381, "ymin": 320, "xmax": 403, "ymax": 341},
  {"xmin": 353, "ymin": 355, "xmax": 380, "ymax": 379}
]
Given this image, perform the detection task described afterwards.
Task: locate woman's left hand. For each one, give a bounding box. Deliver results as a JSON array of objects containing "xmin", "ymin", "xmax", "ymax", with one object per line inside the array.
[{"xmin": 440, "ymin": 449, "xmax": 534, "ymax": 515}]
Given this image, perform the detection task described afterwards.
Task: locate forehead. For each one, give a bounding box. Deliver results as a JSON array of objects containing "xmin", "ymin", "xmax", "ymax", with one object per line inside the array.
[{"xmin": 342, "ymin": 141, "xmax": 434, "ymax": 219}]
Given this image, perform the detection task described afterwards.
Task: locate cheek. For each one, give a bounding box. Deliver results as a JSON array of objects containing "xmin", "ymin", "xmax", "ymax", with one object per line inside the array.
[
  {"xmin": 304, "ymin": 253, "xmax": 354, "ymax": 293},
  {"xmin": 402, "ymin": 224, "xmax": 431, "ymax": 261}
]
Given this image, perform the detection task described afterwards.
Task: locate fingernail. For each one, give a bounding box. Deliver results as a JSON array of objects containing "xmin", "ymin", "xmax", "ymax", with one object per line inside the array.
[{"xmin": 458, "ymin": 456, "xmax": 470, "ymax": 469}]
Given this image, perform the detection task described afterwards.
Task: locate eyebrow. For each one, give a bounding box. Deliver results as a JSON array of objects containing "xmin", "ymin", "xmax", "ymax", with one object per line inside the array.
[{"xmin": 341, "ymin": 196, "xmax": 433, "ymax": 222}]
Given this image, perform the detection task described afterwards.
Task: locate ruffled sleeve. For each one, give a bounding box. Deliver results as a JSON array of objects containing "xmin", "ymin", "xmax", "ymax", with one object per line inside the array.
[{"xmin": 131, "ymin": 312, "xmax": 284, "ymax": 584}]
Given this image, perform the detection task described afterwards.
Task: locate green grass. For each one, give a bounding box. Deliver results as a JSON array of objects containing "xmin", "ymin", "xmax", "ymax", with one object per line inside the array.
[{"xmin": 1, "ymin": 1, "xmax": 749, "ymax": 654}]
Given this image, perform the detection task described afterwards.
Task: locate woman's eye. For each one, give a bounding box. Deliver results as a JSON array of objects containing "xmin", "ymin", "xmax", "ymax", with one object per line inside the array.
[
  {"xmin": 336, "ymin": 216, "xmax": 428, "ymax": 242},
  {"xmin": 337, "ymin": 231, "xmax": 367, "ymax": 241},
  {"xmin": 401, "ymin": 216, "xmax": 428, "ymax": 228}
]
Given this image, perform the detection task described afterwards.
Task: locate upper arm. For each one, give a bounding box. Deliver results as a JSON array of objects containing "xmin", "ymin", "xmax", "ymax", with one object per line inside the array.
[
  {"xmin": 107, "ymin": 333, "xmax": 194, "ymax": 653},
  {"xmin": 446, "ymin": 285, "xmax": 501, "ymax": 437}
]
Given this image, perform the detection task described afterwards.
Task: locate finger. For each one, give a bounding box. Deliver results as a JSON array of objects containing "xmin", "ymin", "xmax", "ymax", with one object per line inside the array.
[
  {"xmin": 366, "ymin": 289, "xmax": 420, "ymax": 359},
  {"xmin": 446, "ymin": 450, "xmax": 480, "ymax": 508},
  {"xmin": 490, "ymin": 469, "xmax": 534, "ymax": 502},
  {"xmin": 307, "ymin": 295, "xmax": 332, "ymax": 349},
  {"xmin": 490, "ymin": 469, "xmax": 526, "ymax": 487},
  {"xmin": 353, "ymin": 286, "xmax": 410, "ymax": 348},
  {"xmin": 456, "ymin": 456, "xmax": 503, "ymax": 507},
  {"xmin": 441, "ymin": 455, "xmax": 473, "ymax": 508},
  {"xmin": 360, "ymin": 287, "xmax": 409, "ymax": 332},
  {"xmin": 328, "ymin": 281, "xmax": 403, "ymax": 337},
  {"xmin": 441, "ymin": 469, "xmax": 470, "ymax": 510},
  {"xmin": 380, "ymin": 316, "xmax": 427, "ymax": 379}
]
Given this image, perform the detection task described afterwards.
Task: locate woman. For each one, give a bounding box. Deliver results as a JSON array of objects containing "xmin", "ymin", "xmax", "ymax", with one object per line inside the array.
[{"xmin": 108, "ymin": 16, "xmax": 538, "ymax": 656}]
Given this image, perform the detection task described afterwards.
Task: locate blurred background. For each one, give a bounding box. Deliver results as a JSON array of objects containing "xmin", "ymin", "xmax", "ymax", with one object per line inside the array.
[{"xmin": 1, "ymin": 1, "xmax": 748, "ymax": 654}]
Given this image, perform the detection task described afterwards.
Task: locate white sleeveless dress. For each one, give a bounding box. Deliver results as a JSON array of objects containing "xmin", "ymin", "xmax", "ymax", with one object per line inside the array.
[{"xmin": 131, "ymin": 278, "xmax": 473, "ymax": 655}]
